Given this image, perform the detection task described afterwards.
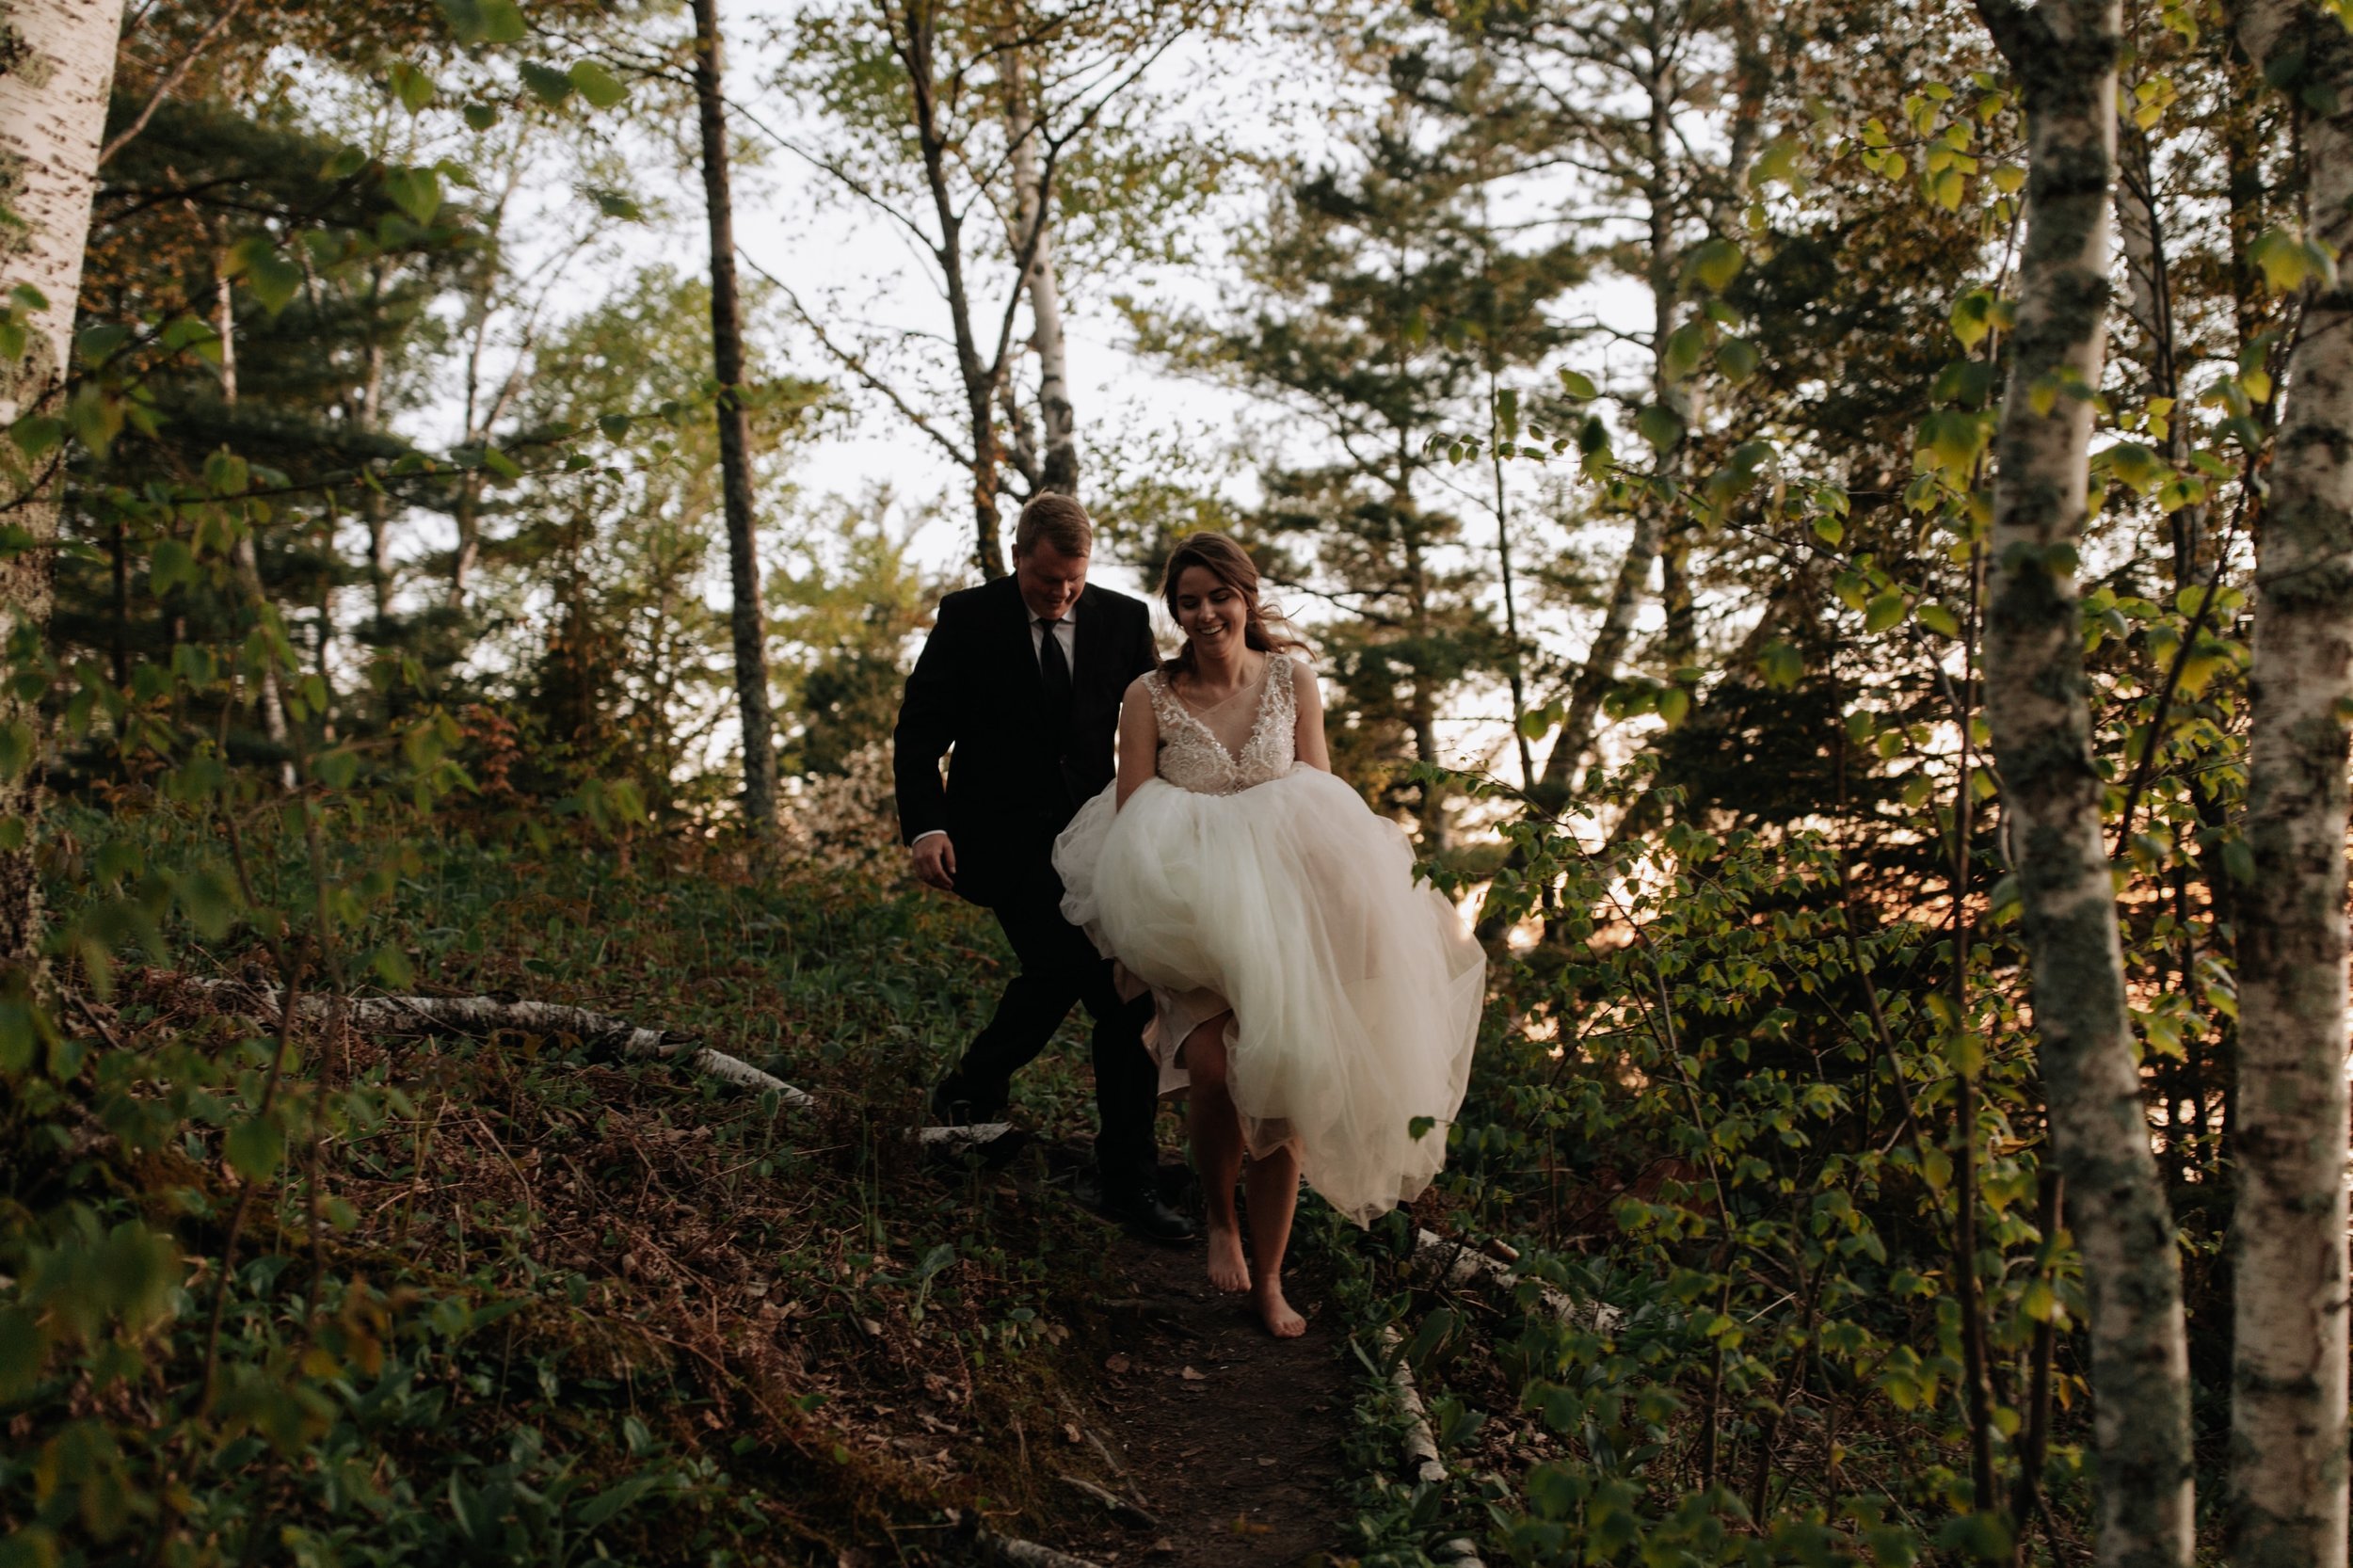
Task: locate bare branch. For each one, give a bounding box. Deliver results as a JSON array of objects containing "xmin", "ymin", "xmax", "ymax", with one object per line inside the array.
[
  {"xmin": 753, "ymin": 253, "xmax": 976, "ymax": 470},
  {"xmin": 101, "ymin": 0, "xmax": 257, "ymax": 168}
]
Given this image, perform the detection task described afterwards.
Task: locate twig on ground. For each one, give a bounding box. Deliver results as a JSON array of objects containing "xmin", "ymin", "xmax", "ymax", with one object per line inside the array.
[{"xmin": 1054, "ymin": 1472, "xmax": 1158, "ymax": 1530}]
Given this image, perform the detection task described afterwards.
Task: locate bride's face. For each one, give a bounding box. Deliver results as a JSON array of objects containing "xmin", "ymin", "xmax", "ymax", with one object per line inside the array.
[{"xmin": 1174, "ymin": 565, "xmax": 1250, "ymax": 660}]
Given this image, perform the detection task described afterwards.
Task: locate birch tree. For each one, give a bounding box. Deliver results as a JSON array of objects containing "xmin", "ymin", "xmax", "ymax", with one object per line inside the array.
[
  {"xmin": 1972, "ymin": 0, "xmax": 2193, "ymax": 1560},
  {"xmin": 1454, "ymin": 0, "xmax": 1777, "ymax": 798},
  {"xmin": 2222, "ymin": 8, "xmax": 2353, "ymax": 1562},
  {"xmin": 778, "ymin": 0, "xmax": 1209, "ymax": 577},
  {"xmin": 691, "ymin": 0, "xmax": 781, "ymax": 829},
  {"xmin": 0, "ymin": 0, "xmax": 124, "ymax": 969}
]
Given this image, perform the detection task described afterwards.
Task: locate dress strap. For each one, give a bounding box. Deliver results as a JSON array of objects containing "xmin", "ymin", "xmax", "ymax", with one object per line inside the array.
[{"xmin": 1142, "ymin": 668, "xmax": 1177, "ymax": 726}]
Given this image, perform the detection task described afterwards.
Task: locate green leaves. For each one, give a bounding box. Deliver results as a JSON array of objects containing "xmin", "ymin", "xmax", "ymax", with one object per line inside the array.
[
  {"xmin": 149, "ymin": 537, "xmax": 198, "ymax": 597},
  {"xmin": 389, "ymin": 61, "xmax": 439, "ymax": 113},
  {"xmin": 0, "ymin": 721, "xmax": 30, "ymax": 782},
  {"xmin": 1714, "ymin": 336, "xmax": 1760, "ymax": 384},
  {"xmin": 1635, "ymin": 403, "xmax": 1686, "ymax": 454},
  {"xmin": 381, "ymin": 167, "xmax": 444, "ymax": 226},
  {"xmin": 438, "ymin": 0, "xmax": 526, "ymax": 44},
  {"xmin": 2102, "ymin": 440, "xmax": 2166, "ymax": 496},
  {"xmin": 1661, "ymin": 321, "xmax": 1709, "ymax": 381},
  {"xmin": 225, "ymin": 1114, "xmax": 286, "ymax": 1182},
  {"xmin": 569, "ymin": 60, "xmax": 631, "ymax": 108},
  {"xmin": 1948, "ymin": 288, "xmax": 1997, "ymax": 350},
  {"xmin": 176, "ymin": 865, "xmax": 241, "ymax": 940},
  {"xmin": 226, "ymin": 236, "xmax": 303, "ymax": 316},
  {"xmin": 1517, "ymin": 699, "xmax": 1563, "ymax": 742},
  {"xmin": 1915, "ymin": 409, "xmax": 1991, "ymax": 478},
  {"xmin": 2249, "ymin": 226, "xmax": 2339, "ymax": 296},
  {"xmin": 0, "ymin": 1305, "xmax": 41, "ymax": 1401},
  {"xmin": 1683, "ymin": 236, "xmax": 1745, "ymax": 294}
]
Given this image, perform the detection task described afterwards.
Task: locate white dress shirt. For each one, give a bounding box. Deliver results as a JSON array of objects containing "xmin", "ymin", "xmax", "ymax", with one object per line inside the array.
[{"xmin": 912, "ymin": 603, "xmax": 1078, "ymax": 849}]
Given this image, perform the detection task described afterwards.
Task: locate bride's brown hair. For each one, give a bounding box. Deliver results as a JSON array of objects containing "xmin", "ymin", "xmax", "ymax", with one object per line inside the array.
[{"xmin": 1158, "ymin": 532, "xmax": 1308, "ymax": 680}]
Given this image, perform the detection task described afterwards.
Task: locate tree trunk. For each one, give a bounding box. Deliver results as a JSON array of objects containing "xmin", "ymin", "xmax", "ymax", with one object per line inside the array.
[
  {"xmin": 690, "ymin": 0, "xmax": 781, "ymax": 830},
  {"xmin": 894, "ymin": 0, "xmax": 1006, "ymax": 577},
  {"xmin": 1004, "ymin": 48, "xmax": 1077, "ymax": 495},
  {"xmin": 215, "ymin": 270, "xmax": 295, "ymax": 787},
  {"xmin": 1536, "ymin": 73, "xmax": 1684, "ymax": 799},
  {"xmin": 1401, "ymin": 521, "xmax": 1448, "ymax": 850},
  {"xmin": 0, "ymin": 0, "xmax": 123, "ymax": 973},
  {"xmin": 1972, "ymin": 2, "xmax": 2192, "ymax": 1562},
  {"xmin": 2224, "ymin": 12, "xmax": 2353, "ymax": 1565},
  {"xmin": 359, "ymin": 336, "xmax": 393, "ymax": 628}
]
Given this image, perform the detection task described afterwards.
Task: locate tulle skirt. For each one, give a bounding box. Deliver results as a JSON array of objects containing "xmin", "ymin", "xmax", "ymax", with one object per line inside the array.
[{"xmin": 1052, "ymin": 767, "xmax": 1484, "ymax": 1224}]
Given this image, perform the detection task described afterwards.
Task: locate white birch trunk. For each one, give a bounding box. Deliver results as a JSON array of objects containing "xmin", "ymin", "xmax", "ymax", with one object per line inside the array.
[
  {"xmin": 214, "ymin": 270, "xmax": 295, "ymax": 787},
  {"xmin": 1972, "ymin": 2, "xmax": 2193, "ymax": 1562},
  {"xmin": 178, "ymin": 979, "xmax": 813, "ymax": 1100},
  {"xmin": 1003, "ymin": 49, "xmax": 1077, "ymax": 494},
  {"xmin": 0, "ymin": 0, "xmax": 124, "ymax": 969},
  {"xmin": 2226, "ymin": 9, "xmax": 2353, "ymax": 1564}
]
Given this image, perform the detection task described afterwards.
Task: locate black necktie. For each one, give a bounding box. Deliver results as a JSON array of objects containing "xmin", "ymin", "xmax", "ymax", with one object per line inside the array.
[{"xmin": 1038, "ymin": 616, "xmax": 1073, "ymax": 718}]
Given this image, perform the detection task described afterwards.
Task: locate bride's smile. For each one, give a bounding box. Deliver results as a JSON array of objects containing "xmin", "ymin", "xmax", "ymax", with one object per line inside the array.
[{"xmin": 1174, "ymin": 569, "xmax": 1252, "ymax": 676}]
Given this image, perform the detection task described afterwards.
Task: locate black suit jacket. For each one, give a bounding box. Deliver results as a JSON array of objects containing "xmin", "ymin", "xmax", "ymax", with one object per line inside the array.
[{"xmin": 893, "ymin": 575, "xmax": 1160, "ymax": 909}]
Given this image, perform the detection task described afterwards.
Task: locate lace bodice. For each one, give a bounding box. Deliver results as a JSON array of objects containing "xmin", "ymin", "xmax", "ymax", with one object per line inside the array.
[{"xmin": 1145, "ymin": 658, "xmax": 1299, "ymax": 795}]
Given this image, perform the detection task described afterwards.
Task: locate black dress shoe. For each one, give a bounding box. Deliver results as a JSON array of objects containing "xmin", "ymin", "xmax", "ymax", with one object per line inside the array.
[
  {"xmin": 1099, "ymin": 1185, "xmax": 1198, "ymax": 1244},
  {"xmin": 929, "ymin": 1074, "xmax": 1007, "ymax": 1127}
]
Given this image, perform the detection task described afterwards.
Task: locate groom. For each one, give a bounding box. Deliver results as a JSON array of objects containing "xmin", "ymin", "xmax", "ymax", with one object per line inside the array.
[{"xmin": 892, "ymin": 494, "xmax": 1194, "ymax": 1242}]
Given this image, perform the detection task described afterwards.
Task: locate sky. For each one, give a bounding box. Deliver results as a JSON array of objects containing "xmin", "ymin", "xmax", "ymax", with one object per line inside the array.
[{"xmin": 389, "ymin": 1, "xmax": 1668, "ymax": 785}]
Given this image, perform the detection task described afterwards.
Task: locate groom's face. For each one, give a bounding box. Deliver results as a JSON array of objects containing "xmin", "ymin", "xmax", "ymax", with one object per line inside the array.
[{"xmin": 1014, "ymin": 538, "xmax": 1089, "ymax": 622}]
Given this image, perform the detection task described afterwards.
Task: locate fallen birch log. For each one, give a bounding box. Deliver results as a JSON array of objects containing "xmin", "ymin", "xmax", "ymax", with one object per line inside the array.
[
  {"xmin": 1412, "ymin": 1227, "xmax": 1615, "ymax": 1332},
  {"xmin": 174, "ymin": 978, "xmax": 810, "ymax": 1103},
  {"xmin": 170, "ymin": 976, "xmax": 1022, "ymax": 1141},
  {"xmin": 1378, "ymin": 1326, "xmax": 1488, "ymax": 1568},
  {"xmin": 942, "ymin": 1510, "xmax": 1105, "ymax": 1568},
  {"xmin": 1380, "ymin": 1325, "xmax": 1448, "ymax": 1486},
  {"xmin": 916, "ymin": 1122, "xmax": 1018, "ymax": 1148}
]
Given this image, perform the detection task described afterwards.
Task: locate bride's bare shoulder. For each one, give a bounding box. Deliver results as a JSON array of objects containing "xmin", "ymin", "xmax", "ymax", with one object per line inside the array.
[{"xmin": 1124, "ymin": 669, "xmax": 1164, "ymax": 710}]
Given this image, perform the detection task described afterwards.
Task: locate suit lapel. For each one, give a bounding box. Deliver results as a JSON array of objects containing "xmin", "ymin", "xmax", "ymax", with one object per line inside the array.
[{"xmin": 1069, "ymin": 588, "xmax": 1094, "ymax": 696}]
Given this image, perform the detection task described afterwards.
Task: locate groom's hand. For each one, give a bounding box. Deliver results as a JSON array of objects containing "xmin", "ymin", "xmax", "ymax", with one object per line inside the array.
[{"xmin": 911, "ymin": 833, "xmax": 957, "ymax": 891}]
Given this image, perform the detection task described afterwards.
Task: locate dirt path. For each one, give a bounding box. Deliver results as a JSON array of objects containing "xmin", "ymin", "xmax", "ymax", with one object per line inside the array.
[{"xmin": 1048, "ymin": 1223, "xmax": 1356, "ymax": 1567}]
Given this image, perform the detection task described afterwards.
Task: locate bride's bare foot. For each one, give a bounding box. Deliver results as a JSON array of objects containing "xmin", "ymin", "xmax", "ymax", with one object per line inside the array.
[
  {"xmin": 1206, "ymin": 1224, "xmax": 1252, "ymax": 1292},
  {"xmin": 1253, "ymin": 1280, "xmax": 1306, "ymax": 1338}
]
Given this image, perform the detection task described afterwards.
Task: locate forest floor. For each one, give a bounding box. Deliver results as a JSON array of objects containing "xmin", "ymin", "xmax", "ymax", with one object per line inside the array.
[
  {"xmin": 1036, "ymin": 1188, "xmax": 1355, "ymax": 1567},
  {"xmin": 55, "ymin": 826, "xmax": 1459, "ymax": 1566}
]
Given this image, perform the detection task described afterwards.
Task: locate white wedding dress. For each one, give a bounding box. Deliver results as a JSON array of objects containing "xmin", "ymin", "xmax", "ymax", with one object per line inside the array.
[{"xmin": 1052, "ymin": 655, "xmax": 1485, "ymax": 1224}]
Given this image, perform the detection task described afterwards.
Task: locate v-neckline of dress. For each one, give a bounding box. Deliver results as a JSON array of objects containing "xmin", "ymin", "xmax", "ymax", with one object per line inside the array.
[{"xmin": 1167, "ymin": 658, "xmax": 1275, "ymax": 767}]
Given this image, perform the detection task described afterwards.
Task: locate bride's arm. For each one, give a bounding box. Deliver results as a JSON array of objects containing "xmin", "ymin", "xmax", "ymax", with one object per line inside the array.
[
  {"xmin": 1115, "ymin": 674, "xmax": 1160, "ymax": 808},
  {"xmin": 1292, "ymin": 658, "xmax": 1333, "ymax": 773}
]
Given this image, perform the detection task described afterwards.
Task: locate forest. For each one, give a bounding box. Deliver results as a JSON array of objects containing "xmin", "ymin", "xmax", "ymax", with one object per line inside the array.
[{"xmin": 3, "ymin": 0, "xmax": 2349, "ymax": 1563}]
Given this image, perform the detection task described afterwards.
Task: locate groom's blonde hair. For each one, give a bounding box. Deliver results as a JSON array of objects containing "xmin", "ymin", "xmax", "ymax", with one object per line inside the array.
[{"xmin": 1014, "ymin": 494, "xmax": 1094, "ymax": 559}]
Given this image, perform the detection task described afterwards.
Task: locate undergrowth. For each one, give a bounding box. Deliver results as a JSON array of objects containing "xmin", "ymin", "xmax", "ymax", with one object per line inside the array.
[{"xmin": 4, "ymin": 806, "xmax": 1190, "ymax": 1566}]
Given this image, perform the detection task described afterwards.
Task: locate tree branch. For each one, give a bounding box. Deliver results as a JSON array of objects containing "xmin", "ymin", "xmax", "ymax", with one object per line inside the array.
[{"xmin": 100, "ymin": 0, "xmax": 257, "ymax": 168}]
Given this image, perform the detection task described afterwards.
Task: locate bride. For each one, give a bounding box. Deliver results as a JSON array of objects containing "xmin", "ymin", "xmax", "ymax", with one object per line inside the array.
[{"xmin": 1054, "ymin": 532, "xmax": 1485, "ymax": 1336}]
